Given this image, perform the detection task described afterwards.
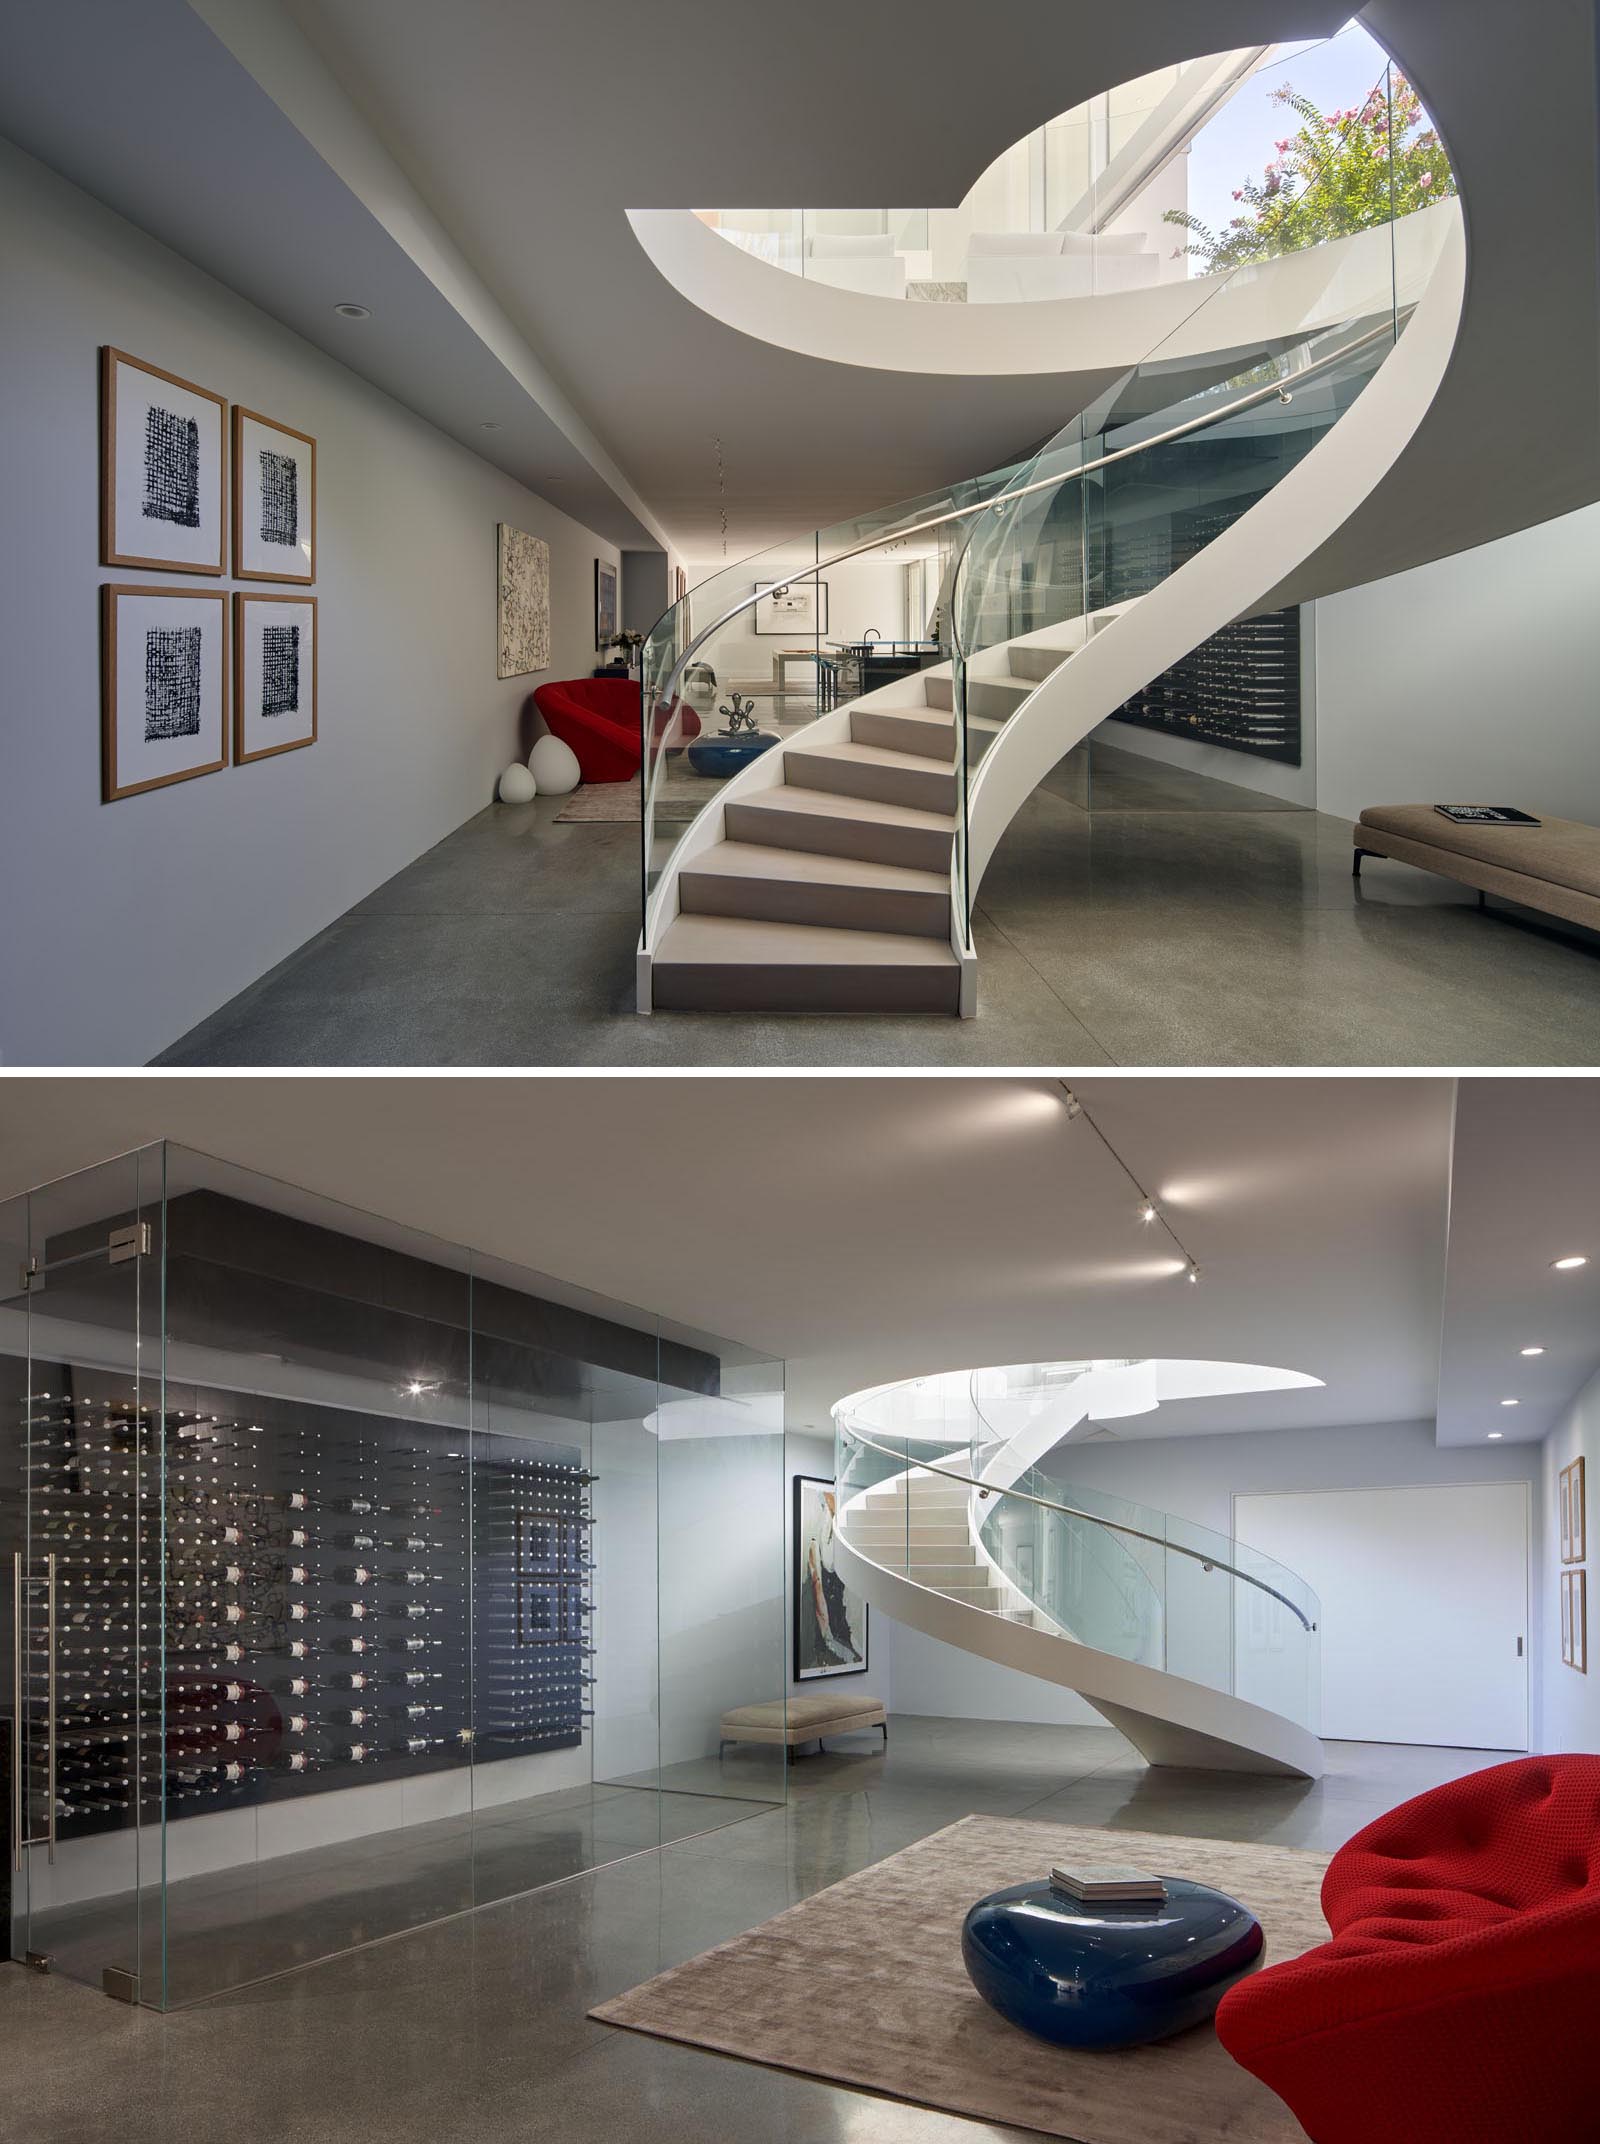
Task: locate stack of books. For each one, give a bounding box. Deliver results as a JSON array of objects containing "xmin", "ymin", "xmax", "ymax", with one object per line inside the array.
[{"xmin": 1049, "ymin": 1863, "xmax": 1168, "ymax": 1905}]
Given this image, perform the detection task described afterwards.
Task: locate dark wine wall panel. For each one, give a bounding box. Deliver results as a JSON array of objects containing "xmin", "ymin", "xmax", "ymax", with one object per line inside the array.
[
  {"xmin": 1109, "ymin": 606, "xmax": 1302, "ymax": 765},
  {"xmin": 14, "ymin": 1360, "xmax": 593, "ymax": 1846}
]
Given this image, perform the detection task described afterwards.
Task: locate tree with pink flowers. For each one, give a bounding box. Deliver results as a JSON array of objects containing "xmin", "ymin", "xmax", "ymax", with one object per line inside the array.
[{"xmin": 1165, "ymin": 73, "xmax": 1456, "ymax": 273}]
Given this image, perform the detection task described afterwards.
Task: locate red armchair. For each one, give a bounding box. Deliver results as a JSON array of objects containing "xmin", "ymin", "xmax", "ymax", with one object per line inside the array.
[
  {"xmin": 530, "ymin": 678, "xmax": 700, "ymax": 785},
  {"xmin": 1215, "ymin": 1755, "xmax": 1600, "ymax": 2143}
]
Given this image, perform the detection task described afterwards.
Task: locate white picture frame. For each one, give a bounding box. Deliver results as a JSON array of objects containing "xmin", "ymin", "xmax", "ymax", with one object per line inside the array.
[
  {"xmin": 102, "ymin": 585, "xmax": 228, "ymax": 801},
  {"xmin": 101, "ymin": 348, "xmax": 226, "ymax": 575},
  {"xmin": 754, "ymin": 579, "xmax": 829, "ymax": 636}
]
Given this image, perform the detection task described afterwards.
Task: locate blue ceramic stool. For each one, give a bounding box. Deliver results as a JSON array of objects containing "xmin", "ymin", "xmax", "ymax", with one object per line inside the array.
[
  {"xmin": 961, "ymin": 1876, "xmax": 1263, "ymax": 2050},
  {"xmin": 686, "ymin": 732, "xmax": 779, "ymax": 778}
]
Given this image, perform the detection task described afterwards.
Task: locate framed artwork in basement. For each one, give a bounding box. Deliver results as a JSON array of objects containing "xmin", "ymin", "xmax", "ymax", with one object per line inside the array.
[
  {"xmin": 233, "ymin": 592, "xmax": 317, "ymax": 764},
  {"xmin": 101, "ymin": 347, "xmax": 226, "ymax": 574},
  {"xmin": 794, "ymin": 1474, "xmax": 868, "ymax": 1680},
  {"xmin": 102, "ymin": 585, "xmax": 229, "ymax": 801},
  {"xmin": 594, "ymin": 558, "xmax": 618, "ymax": 648},
  {"xmin": 1560, "ymin": 1456, "xmax": 1586, "ymax": 1564},
  {"xmin": 233, "ymin": 405, "xmax": 317, "ymax": 583},
  {"xmin": 1561, "ymin": 1569, "xmax": 1587, "ymax": 1672}
]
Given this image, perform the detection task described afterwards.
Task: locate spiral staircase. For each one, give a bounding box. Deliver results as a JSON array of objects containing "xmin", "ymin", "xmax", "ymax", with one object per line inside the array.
[
  {"xmin": 830, "ymin": 1366, "xmax": 1326, "ymax": 1779},
  {"xmin": 638, "ymin": 160, "xmax": 1465, "ymax": 1015}
]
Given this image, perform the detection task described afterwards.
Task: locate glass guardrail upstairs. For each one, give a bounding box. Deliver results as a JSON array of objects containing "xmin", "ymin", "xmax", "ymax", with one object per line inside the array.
[
  {"xmin": 834, "ymin": 1390, "xmax": 1322, "ymax": 1734},
  {"xmin": 640, "ymin": 47, "xmax": 1458, "ymax": 965}
]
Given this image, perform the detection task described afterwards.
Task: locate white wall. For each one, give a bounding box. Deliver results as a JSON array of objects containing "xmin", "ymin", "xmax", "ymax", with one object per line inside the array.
[
  {"xmin": 683, "ymin": 551, "xmax": 919, "ymax": 706},
  {"xmin": 1314, "ymin": 501, "xmax": 1600, "ymax": 827},
  {"xmin": 1540, "ymin": 1362, "xmax": 1600, "ymax": 1755},
  {"xmin": 0, "ymin": 140, "xmax": 621, "ymax": 1067}
]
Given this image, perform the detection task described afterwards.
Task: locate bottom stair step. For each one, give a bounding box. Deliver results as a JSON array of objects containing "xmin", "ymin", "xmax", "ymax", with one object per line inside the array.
[{"xmin": 652, "ymin": 914, "xmax": 960, "ymax": 1015}]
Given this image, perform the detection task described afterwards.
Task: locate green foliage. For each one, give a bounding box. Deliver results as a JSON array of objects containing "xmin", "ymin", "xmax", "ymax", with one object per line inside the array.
[{"xmin": 1164, "ymin": 74, "xmax": 1455, "ymax": 273}]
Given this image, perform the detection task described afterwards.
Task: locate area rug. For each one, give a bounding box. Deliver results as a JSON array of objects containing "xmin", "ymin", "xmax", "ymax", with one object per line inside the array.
[{"xmin": 590, "ymin": 1815, "xmax": 1327, "ymax": 2143}]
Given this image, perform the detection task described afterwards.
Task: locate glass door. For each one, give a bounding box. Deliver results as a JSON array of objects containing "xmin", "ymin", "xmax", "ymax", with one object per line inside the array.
[{"xmin": 4, "ymin": 1149, "xmax": 160, "ymax": 2000}]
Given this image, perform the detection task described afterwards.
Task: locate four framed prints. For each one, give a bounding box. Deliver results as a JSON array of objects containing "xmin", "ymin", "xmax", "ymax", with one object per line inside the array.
[{"xmin": 99, "ymin": 348, "xmax": 319, "ymax": 801}]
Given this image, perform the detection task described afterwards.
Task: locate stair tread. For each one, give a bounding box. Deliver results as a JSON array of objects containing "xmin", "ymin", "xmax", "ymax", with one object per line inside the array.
[
  {"xmin": 656, "ymin": 914, "xmax": 958, "ymax": 969},
  {"xmin": 787, "ymin": 740, "xmax": 955, "ymax": 776},
  {"xmin": 682, "ymin": 842, "xmax": 947, "ymax": 895},
  {"xmin": 734, "ymin": 785, "xmax": 955, "ymax": 833}
]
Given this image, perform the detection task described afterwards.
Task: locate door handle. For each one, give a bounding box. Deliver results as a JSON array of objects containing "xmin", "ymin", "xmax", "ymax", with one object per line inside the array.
[{"xmin": 1517, "ymin": 1636, "xmax": 1525, "ymax": 1657}]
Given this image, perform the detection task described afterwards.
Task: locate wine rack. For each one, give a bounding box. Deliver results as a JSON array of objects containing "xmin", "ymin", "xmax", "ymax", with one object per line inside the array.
[{"xmin": 11, "ymin": 1365, "xmax": 596, "ymax": 1844}]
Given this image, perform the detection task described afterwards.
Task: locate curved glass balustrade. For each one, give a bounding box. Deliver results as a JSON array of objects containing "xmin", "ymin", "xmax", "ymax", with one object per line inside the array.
[
  {"xmin": 834, "ymin": 1380, "xmax": 1321, "ymax": 1734},
  {"xmin": 693, "ymin": 25, "xmax": 1451, "ymax": 307},
  {"xmin": 638, "ymin": 45, "xmax": 1458, "ymax": 969}
]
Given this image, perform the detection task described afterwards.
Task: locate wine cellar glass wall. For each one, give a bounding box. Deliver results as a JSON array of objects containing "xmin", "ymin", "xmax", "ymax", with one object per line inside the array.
[{"xmin": 1, "ymin": 1145, "xmax": 786, "ymax": 2008}]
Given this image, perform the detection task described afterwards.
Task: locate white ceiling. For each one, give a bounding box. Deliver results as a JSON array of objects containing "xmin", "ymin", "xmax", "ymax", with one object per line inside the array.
[
  {"xmin": 1436, "ymin": 1080, "xmax": 1600, "ymax": 1448},
  {"xmin": 4, "ymin": 0, "xmax": 1592, "ymax": 572},
  {"xmin": 0, "ymin": 1074, "xmax": 1471, "ymax": 1443}
]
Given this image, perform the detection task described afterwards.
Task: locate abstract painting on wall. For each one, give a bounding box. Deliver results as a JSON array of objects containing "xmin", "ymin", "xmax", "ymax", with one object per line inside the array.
[
  {"xmin": 102, "ymin": 585, "xmax": 229, "ymax": 800},
  {"xmin": 594, "ymin": 558, "xmax": 618, "ymax": 650},
  {"xmin": 497, "ymin": 523, "xmax": 551, "ymax": 678},
  {"xmin": 754, "ymin": 578, "xmax": 829, "ymax": 636},
  {"xmin": 234, "ymin": 592, "xmax": 317, "ymax": 763},
  {"xmin": 233, "ymin": 406, "xmax": 316, "ymax": 583},
  {"xmin": 101, "ymin": 348, "xmax": 226, "ymax": 574},
  {"xmin": 794, "ymin": 1474, "xmax": 868, "ymax": 1680}
]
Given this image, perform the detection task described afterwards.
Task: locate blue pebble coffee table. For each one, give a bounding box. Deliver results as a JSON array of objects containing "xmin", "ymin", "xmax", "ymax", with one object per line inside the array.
[
  {"xmin": 961, "ymin": 1876, "xmax": 1264, "ymax": 2050},
  {"xmin": 686, "ymin": 731, "xmax": 780, "ymax": 778}
]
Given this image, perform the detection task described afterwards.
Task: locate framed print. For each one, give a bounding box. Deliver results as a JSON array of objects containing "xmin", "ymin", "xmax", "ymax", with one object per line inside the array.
[
  {"xmin": 793, "ymin": 1474, "xmax": 867, "ymax": 1681},
  {"xmin": 594, "ymin": 558, "xmax": 618, "ymax": 648},
  {"xmin": 1562, "ymin": 1571, "xmax": 1572, "ymax": 1666},
  {"xmin": 102, "ymin": 585, "xmax": 228, "ymax": 801},
  {"xmin": 101, "ymin": 347, "xmax": 226, "ymax": 574},
  {"xmin": 754, "ymin": 578, "xmax": 829, "ymax": 636},
  {"xmin": 1573, "ymin": 1570, "xmax": 1588, "ymax": 1675},
  {"xmin": 234, "ymin": 592, "xmax": 316, "ymax": 763},
  {"xmin": 1562, "ymin": 1457, "xmax": 1586, "ymax": 1564},
  {"xmin": 233, "ymin": 405, "xmax": 316, "ymax": 582},
  {"xmin": 674, "ymin": 565, "xmax": 688, "ymax": 604},
  {"xmin": 497, "ymin": 523, "xmax": 551, "ymax": 678}
]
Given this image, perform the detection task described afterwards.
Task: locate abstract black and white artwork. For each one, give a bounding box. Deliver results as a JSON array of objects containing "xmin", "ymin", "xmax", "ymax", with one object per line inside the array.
[
  {"xmin": 497, "ymin": 523, "xmax": 551, "ymax": 678},
  {"xmin": 234, "ymin": 406, "xmax": 316, "ymax": 583},
  {"xmin": 594, "ymin": 558, "xmax": 618, "ymax": 650},
  {"xmin": 103, "ymin": 349, "xmax": 225, "ymax": 573},
  {"xmin": 234, "ymin": 593, "xmax": 316, "ymax": 763},
  {"xmin": 754, "ymin": 578, "xmax": 829, "ymax": 636},
  {"xmin": 103, "ymin": 586, "xmax": 228, "ymax": 801},
  {"xmin": 794, "ymin": 1474, "xmax": 868, "ymax": 1681}
]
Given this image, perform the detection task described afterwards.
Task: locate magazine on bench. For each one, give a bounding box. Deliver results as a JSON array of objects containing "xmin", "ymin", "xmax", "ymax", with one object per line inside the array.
[{"xmin": 1433, "ymin": 806, "xmax": 1542, "ymax": 825}]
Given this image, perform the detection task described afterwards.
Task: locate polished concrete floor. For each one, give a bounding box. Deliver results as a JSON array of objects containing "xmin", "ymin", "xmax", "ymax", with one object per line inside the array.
[
  {"xmin": 3, "ymin": 1715, "xmax": 1508, "ymax": 2143},
  {"xmin": 154, "ymin": 745, "xmax": 1600, "ymax": 1067}
]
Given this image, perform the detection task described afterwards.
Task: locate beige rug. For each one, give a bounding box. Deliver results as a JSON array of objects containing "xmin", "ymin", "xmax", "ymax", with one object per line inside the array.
[
  {"xmin": 553, "ymin": 773, "xmax": 701, "ymax": 824},
  {"xmin": 591, "ymin": 1816, "xmax": 1325, "ymax": 2144}
]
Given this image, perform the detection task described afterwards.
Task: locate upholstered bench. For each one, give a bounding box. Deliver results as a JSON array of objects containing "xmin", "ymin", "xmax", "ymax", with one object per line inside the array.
[
  {"xmin": 1353, "ymin": 806, "xmax": 1600, "ymax": 931},
  {"xmin": 719, "ymin": 1694, "xmax": 887, "ymax": 1756}
]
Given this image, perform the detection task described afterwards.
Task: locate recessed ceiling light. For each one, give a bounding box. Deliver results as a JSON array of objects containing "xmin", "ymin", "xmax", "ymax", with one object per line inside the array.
[
  {"xmin": 334, "ymin": 301, "xmax": 371, "ymax": 319},
  {"xmin": 1488, "ymin": 1431, "xmax": 1504, "ymax": 1440},
  {"xmin": 1552, "ymin": 1255, "xmax": 1589, "ymax": 1270},
  {"xmin": 480, "ymin": 421, "xmax": 501, "ymax": 431},
  {"xmin": 1500, "ymin": 1398, "xmax": 1519, "ymax": 1407},
  {"xmin": 1521, "ymin": 1346, "xmax": 1545, "ymax": 1357}
]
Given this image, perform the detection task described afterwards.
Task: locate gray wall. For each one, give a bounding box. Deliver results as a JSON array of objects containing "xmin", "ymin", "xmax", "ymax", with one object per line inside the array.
[
  {"xmin": 1315, "ymin": 501, "xmax": 1600, "ymax": 826},
  {"xmin": 0, "ymin": 140, "xmax": 621, "ymax": 1067},
  {"xmin": 1540, "ymin": 1363, "xmax": 1600, "ymax": 1756}
]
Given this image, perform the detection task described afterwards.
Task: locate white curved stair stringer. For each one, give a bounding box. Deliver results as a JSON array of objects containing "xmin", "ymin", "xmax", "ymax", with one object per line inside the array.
[
  {"xmin": 967, "ymin": 214, "xmax": 1466, "ymax": 890},
  {"xmin": 835, "ymin": 1469, "xmax": 1324, "ymax": 1780}
]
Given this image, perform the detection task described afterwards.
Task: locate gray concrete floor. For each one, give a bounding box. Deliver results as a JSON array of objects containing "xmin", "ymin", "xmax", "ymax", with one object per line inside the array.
[
  {"xmin": 154, "ymin": 745, "xmax": 1600, "ymax": 1067},
  {"xmin": 3, "ymin": 1715, "xmax": 1507, "ymax": 2143}
]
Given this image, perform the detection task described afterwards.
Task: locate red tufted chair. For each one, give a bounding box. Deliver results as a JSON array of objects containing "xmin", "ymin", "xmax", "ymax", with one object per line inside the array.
[
  {"xmin": 1215, "ymin": 1755, "xmax": 1600, "ymax": 2143},
  {"xmin": 530, "ymin": 679, "xmax": 700, "ymax": 784}
]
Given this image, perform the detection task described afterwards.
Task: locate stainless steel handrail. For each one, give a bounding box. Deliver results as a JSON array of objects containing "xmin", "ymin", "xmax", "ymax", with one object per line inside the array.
[{"xmin": 839, "ymin": 1420, "xmax": 1316, "ymax": 1630}]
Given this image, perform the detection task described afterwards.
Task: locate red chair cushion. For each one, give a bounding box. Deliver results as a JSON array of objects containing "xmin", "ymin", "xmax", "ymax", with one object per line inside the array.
[
  {"xmin": 1214, "ymin": 1755, "xmax": 1600, "ymax": 2143},
  {"xmin": 530, "ymin": 679, "xmax": 700, "ymax": 784}
]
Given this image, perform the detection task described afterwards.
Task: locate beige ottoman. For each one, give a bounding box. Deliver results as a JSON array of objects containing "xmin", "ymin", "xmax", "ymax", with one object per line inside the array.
[
  {"xmin": 1354, "ymin": 806, "xmax": 1600, "ymax": 931},
  {"xmin": 719, "ymin": 1693, "xmax": 888, "ymax": 1756}
]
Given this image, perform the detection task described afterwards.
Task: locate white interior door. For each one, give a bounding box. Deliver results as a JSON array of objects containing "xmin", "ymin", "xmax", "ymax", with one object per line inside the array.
[{"xmin": 1233, "ymin": 1483, "xmax": 1528, "ymax": 1749}]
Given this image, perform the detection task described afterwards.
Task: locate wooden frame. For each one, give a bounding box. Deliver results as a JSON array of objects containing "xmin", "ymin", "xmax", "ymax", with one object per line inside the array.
[
  {"xmin": 594, "ymin": 558, "xmax": 618, "ymax": 650},
  {"xmin": 102, "ymin": 584, "xmax": 229, "ymax": 801},
  {"xmin": 1561, "ymin": 1456, "xmax": 1586, "ymax": 1564},
  {"xmin": 232, "ymin": 404, "xmax": 317, "ymax": 583},
  {"xmin": 793, "ymin": 1473, "xmax": 868, "ymax": 1682},
  {"xmin": 232, "ymin": 592, "xmax": 318, "ymax": 764},
  {"xmin": 1562, "ymin": 1569, "xmax": 1588, "ymax": 1673},
  {"xmin": 101, "ymin": 347, "xmax": 226, "ymax": 574}
]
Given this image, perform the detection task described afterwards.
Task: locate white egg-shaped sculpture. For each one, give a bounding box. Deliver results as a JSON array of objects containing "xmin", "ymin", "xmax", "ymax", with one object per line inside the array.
[
  {"xmin": 529, "ymin": 734, "xmax": 581, "ymax": 795},
  {"xmin": 498, "ymin": 762, "xmax": 537, "ymax": 804}
]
